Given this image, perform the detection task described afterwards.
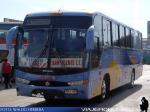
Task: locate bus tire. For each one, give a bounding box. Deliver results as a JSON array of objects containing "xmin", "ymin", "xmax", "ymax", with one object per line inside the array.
[
  {"xmin": 130, "ymin": 70, "xmax": 135, "ymax": 88},
  {"xmin": 44, "ymin": 98, "xmax": 50, "ymax": 102},
  {"xmin": 44, "ymin": 95, "xmax": 53, "ymax": 102},
  {"xmin": 101, "ymin": 75, "xmax": 109, "ymax": 100},
  {"xmin": 44, "ymin": 97, "xmax": 54, "ymax": 102}
]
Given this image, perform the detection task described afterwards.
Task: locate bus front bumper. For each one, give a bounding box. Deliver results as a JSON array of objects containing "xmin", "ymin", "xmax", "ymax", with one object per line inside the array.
[{"xmin": 16, "ymin": 82, "xmax": 89, "ymax": 100}]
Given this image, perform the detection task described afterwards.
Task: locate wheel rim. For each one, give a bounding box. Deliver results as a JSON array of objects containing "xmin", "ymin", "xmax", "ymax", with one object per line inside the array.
[{"xmin": 101, "ymin": 80, "xmax": 107, "ymax": 99}]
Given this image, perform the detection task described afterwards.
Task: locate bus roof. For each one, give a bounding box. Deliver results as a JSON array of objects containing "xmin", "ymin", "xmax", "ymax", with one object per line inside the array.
[
  {"xmin": 25, "ymin": 11, "xmax": 141, "ymax": 34},
  {"xmin": 26, "ymin": 11, "xmax": 92, "ymax": 17}
]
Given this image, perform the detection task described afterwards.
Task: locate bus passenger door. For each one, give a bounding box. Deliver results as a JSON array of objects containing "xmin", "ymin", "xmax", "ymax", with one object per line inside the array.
[
  {"xmin": 86, "ymin": 26, "xmax": 100, "ymax": 69},
  {"xmin": 93, "ymin": 14, "xmax": 103, "ymax": 68}
]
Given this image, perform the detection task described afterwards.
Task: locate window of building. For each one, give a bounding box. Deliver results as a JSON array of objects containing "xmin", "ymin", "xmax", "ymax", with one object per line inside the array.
[
  {"xmin": 0, "ymin": 31, "xmax": 6, "ymax": 38},
  {"xmin": 0, "ymin": 31, "xmax": 6, "ymax": 44}
]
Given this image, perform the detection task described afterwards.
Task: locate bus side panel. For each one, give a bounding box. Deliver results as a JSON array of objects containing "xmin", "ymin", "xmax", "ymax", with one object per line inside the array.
[
  {"xmin": 88, "ymin": 47, "xmax": 117, "ymax": 98},
  {"xmin": 100, "ymin": 47, "xmax": 122, "ymax": 91},
  {"xmin": 112, "ymin": 48, "xmax": 131, "ymax": 88},
  {"xmin": 87, "ymin": 69, "xmax": 103, "ymax": 98},
  {"xmin": 112, "ymin": 48, "xmax": 143, "ymax": 88},
  {"xmin": 88, "ymin": 47, "xmax": 142, "ymax": 99},
  {"xmin": 127, "ymin": 49, "xmax": 143, "ymax": 80}
]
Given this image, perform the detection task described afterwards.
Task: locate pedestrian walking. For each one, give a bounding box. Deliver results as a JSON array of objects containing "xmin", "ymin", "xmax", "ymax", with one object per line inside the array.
[{"xmin": 2, "ymin": 59, "xmax": 12, "ymax": 89}]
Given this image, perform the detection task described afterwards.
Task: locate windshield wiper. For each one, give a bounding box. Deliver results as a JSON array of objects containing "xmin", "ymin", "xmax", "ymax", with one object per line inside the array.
[{"xmin": 31, "ymin": 28, "xmax": 53, "ymax": 68}]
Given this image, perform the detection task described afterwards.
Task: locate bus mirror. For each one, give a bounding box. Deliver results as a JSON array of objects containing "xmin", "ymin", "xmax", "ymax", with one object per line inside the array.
[
  {"xmin": 18, "ymin": 26, "xmax": 23, "ymax": 33},
  {"xmin": 86, "ymin": 26, "xmax": 94, "ymax": 50},
  {"xmin": 6, "ymin": 26, "xmax": 22, "ymax": 49}
]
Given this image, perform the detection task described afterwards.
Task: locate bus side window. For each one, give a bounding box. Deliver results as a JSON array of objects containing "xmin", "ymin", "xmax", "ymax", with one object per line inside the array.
[
  {"xmin": 131, "ymin": 30, "xmax": 142, "ymax": 49},
  {"xmin": 131, "ymin": 30, "xmax": 135, "ymax": 48},
  {"xmin": 119, "ymin": 25, "xmax": 125, "ymax": 47},
  {"xmin": 134, "ymin": 31, "xmax": 142, "ymax": 49},
  {"xmin": 103, "ymin": 18, "xmax": 111, "ymax": 46},
  {"xmin": 125, "ymin": 27, "xmax": 131, "ymax": 48},
  {"xmin": 112, "ymin": 22, "xmax": 119, "ymax": 46}
]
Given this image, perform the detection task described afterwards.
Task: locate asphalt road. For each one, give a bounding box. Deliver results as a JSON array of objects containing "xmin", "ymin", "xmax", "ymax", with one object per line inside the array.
[{"xmin": 0, "ymin": 65, "xmax": 150, "ymax": 112}]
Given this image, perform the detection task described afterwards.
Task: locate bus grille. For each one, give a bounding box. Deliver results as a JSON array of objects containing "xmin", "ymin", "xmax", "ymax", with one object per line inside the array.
[{"xmin": 29, "ymin": 81, "xmax": 69, "ymax": 87}]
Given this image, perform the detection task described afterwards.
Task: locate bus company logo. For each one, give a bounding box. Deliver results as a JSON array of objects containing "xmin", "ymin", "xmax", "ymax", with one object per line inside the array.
[
  {"xmin": 40, "ymin": 76, "xmax": 55, "ymax": 81},
  {"xmin": 45, "ymin": 81, "xmax": 50, "ymax": 86}
]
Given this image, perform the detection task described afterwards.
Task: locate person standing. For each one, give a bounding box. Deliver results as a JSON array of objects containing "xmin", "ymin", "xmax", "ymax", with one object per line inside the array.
[{"xmin": 2, "ymin": 59, "xmax": 12, "ymax": 89}]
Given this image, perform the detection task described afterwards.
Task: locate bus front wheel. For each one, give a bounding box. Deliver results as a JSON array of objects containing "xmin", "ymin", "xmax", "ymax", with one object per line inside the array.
[{"xmin": 101, "ymin": 77, "xmax": 109, "ymax": 100}]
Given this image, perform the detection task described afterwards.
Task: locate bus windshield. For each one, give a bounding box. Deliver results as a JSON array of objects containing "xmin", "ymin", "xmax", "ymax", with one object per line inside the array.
[
  {"xmin": 21, "ymin": 28, "xmax": 86, "ymax": 57},
  {"xmin": 18, "ymin": 16, "xmax": 92, "ymax": 71},
  {"xmin": 18, "ymin": 28, "xmax": 88, "ymax": 69},
  {"xmin": 22, "ymin": 30, "xmax": 48, "ymax": 57}
]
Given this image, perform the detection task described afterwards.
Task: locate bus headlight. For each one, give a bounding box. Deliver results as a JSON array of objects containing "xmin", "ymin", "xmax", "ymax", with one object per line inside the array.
[
  {"xmin": 68, "ymin": 80, "xmax": 89, "ymax": 86},
  {"xmin": 16, "ymin": 77, "xmax": 30, "ymax": 84}
]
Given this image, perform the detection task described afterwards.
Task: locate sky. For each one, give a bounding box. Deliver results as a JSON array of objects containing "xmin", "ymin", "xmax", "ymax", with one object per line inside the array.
[{"xmin": 0, "ymin": 0, "xmax": 149, "ymax": 38}]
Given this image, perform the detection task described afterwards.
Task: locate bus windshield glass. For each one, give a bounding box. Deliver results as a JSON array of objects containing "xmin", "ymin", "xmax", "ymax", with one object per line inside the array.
[{"xmin": 18, "ymin": 16, "xmax": 92, "ymax": 69}]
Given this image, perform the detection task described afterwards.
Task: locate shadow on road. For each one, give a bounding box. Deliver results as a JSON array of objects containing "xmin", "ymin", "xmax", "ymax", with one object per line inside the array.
[
  {"xmin": 27, "ymin": 84, "xmax": 142, "ymax": 107},
  {"xmin": 94, "ymin": 84, "xmax": 142, "ymax": 108}
]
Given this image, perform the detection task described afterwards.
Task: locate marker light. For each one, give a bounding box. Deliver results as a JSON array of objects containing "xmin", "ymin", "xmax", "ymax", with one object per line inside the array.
[
  {"xmin": 49, "ymin": 11, "xmax": 63, "ymax": 15},
  {"xmin": 16, "ymin": 77, "xmax": 30, "ymax": 84}
]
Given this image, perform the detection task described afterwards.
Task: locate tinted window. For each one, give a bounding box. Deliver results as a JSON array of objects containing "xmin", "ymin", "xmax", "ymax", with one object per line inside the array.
[
  {"xmin": 24, "ymin": 16, "xmax": 92, "ymax": 29},
  {"xmin": 134, "ymin": 31, "xmax": 142, "ymax": 49},
  {"xmin": 131, "ymin": 30, "xmax": 140, "ymax": 49},
  {"xmin": 112, "ymin": 22, "xmax": 119, "ymax": 46},
  {"xmin": 138, "ymin": 33, "xmax": 142, "ymax": 49},
  {"xmin": 131, "ymin": 30, "xmax": 135, "ymax": 48},
  {"xmin": 125, "ymin": 28, "xmax": 131, "ymax": 48},
  {"xmin": 119, "ymin": 25, "xmax": 125, "ymax": 47},
  {"xmin": 103, "ymin": 18, "xmax": 111, "ymax": 46}
]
